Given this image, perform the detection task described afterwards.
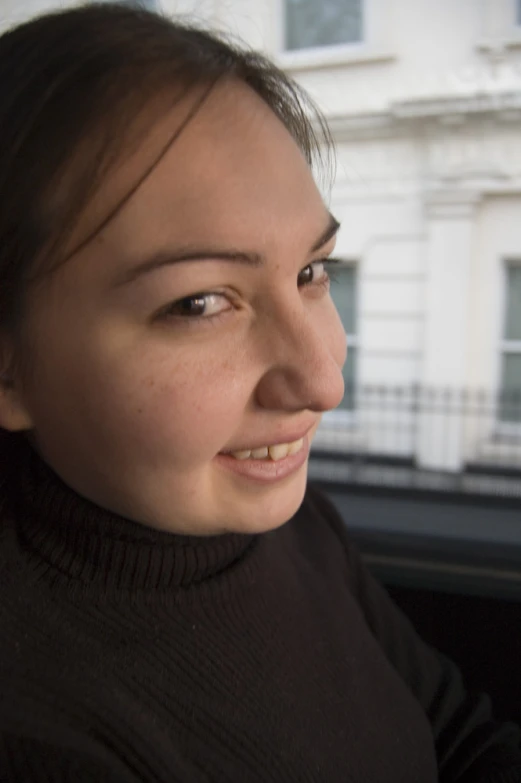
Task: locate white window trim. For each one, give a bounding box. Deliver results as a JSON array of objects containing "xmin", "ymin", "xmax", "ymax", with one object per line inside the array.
[{"xmin": 276, "ymin": 0, "xmax": 395, "ymax": 73}]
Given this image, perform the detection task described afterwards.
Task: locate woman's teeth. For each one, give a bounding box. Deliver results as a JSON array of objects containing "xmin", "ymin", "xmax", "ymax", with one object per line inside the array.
[{"xmin": 229, "ymin": 438, "xmax": 304, "ymax": 462}]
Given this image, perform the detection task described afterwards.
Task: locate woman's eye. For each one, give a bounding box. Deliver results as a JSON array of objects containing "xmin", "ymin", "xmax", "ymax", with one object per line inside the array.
[
  {"xmin": 297, "ymin": 260, "xmax": 329, "ymax": 287},
  {"xmin": 158, "ymin": 292, "xmax": 231, "ymax": 321}
]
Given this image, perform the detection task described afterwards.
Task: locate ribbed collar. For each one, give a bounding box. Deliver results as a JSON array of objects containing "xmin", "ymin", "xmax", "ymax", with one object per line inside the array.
[{"xmin": 4, "ymin": 434, "xmax": 255, "ymax": 593}]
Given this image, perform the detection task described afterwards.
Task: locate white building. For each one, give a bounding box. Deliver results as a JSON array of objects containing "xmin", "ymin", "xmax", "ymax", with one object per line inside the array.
[{"xmin": 1, "ymin": 0, "xmax": 521, "ymax": 476}]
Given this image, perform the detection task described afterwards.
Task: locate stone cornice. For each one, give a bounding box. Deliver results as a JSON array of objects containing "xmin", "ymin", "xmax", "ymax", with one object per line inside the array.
[
  {"xmin": 316, "ymin": 60, "xmax": 521, "ymax": 140},
  {"xmin": 323, "ymin": 90, "xmax": 521, "ymax": 141},
  {"xmin": 391, "ymin": 91, "xmax": 521, "ymax": 120},
  {"xmin": 424, "ymin": 188, "xmax": 482, "ymax": 219}
]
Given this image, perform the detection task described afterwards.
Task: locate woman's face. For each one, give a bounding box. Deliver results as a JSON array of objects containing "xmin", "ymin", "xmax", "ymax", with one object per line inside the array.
[{"xmin": 7, "ymin": 81, "xmax": 346, "ymax": 535}]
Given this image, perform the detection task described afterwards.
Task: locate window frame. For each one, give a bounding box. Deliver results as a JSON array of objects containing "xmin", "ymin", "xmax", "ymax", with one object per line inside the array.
[
  {"xmin": 322, "ymin": 260, "xmax": 359, "ymax": 427},
  {"xmin": 275, "ymin": 0, "xmax": 398, "ymax": 73},
  {"xmin": 496, "ymin": 260, "xmax": 521, "ymax": 437},
  {"xmin": 281, "ymin": 0, "xmax": 366, "ymax": 56},
  {"xmin": 98, "ymin": 0, "xmax": 159, "ymax": 9}
]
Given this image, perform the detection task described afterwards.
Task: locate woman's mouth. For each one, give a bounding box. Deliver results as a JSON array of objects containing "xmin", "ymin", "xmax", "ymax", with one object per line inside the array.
[
  {"xmin": 226, "ymin": 437, "xmax": 304, "ymax": 462},
  {"xmin": 216, "ymin": 435, "xmax": 309, "ymax": 483}
]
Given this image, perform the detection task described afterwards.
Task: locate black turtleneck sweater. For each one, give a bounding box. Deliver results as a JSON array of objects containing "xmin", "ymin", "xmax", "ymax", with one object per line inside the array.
[{"xmin": 0, "ymin": 436, "xmax": 520, "ymax": 782}]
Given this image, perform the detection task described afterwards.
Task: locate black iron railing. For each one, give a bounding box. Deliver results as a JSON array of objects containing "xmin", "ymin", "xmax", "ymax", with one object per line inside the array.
[{"xmin": 309, "ymin": 385, "xmax": 521, "ymax": 500}]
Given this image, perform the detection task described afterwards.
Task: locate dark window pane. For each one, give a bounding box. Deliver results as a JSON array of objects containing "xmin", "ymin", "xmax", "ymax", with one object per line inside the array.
[
  {"xmin": 337, "ymin": 345, "xmax": 357, "ymax": 411},
  {"xmin": 329, "ymin": 265, "xmax": 357, "ymax": 411},
  {"xmin": 505, "ymin": 265, "xmax": 521, "ymax": 340},
  {"xmin": 329, "ymin": 265, "xmax": 357, "ymax": 335},
  {"xmin": 285, "ymin": 0, "xmax": 363, "ymax": 51},
  {"xmin": 500, "ymin": 354, "xmax": 521, "ymax": 423},
  {"xmin": 104, "ymin": 0, "xmax": 157, "ymax": 8}
]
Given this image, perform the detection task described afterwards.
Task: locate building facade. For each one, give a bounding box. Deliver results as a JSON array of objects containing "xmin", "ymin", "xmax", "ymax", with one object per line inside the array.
[{"xmin": 179, "ymin": 0, "xmax": 521, "ymax": 479}]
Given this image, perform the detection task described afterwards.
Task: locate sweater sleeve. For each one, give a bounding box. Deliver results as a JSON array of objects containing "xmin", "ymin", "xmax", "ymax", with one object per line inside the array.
[{"xmin": 308, "ymin": 487, "xmax": 521, "ymax": 783}]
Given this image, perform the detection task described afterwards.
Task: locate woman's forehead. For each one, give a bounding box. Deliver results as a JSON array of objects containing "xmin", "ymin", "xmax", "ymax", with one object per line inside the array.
[{"xmin": 65, "ymin": 80, "xmax": 325, "ymax": 277}]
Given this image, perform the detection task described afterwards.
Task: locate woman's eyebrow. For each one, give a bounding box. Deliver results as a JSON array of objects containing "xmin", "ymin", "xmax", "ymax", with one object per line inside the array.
[
  {"xmin": 113, "ymin": 212, "xmax": 340, "ymax": 288},
  {"xmin": 311, "ymin": 213, "xmax": 340, "ymax": 252}
]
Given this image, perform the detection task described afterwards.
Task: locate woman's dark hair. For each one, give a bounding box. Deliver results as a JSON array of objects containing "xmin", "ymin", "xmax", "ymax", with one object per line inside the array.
[{"xmin": 0, "ymin": 1, "xmax": 333, "ymax": 338}]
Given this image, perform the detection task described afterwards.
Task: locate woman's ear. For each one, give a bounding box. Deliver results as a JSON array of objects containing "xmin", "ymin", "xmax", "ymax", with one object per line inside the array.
[{"xmin": 0, "ymin": 342, "xmax": 33, "ymax": 432}]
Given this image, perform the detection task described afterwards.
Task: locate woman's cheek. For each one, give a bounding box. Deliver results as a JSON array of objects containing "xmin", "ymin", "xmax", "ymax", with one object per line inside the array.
[{"xmin": 125, "ymin": 354, "xmax": 250, "ymax": 458}]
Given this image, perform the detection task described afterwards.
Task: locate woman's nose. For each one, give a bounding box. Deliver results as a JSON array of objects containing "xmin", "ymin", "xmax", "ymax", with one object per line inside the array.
[{"xmin": 254, "ymin": 305, "xmax": 347, "ymax": 413}]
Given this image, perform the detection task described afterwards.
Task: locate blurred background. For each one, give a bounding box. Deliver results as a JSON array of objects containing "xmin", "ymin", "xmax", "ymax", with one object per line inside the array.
[{"xmin": 1, "ymin": 0, "xmax": 520, "ymax": 721}]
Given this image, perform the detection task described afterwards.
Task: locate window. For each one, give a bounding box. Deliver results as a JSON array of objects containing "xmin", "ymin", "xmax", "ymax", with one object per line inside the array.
[
  {"xmin": 284, "ymin": 0, "xmax": 363, "ymax": 52},
  {"xmin": 329, "ymin": 264, "xmax": 358, "ymax": 411},
  {"xmin": 499, "ymin": 264, "xmax": 521, "ymax": 423},
  {"xmin": 101, "ymin": 0, "xmax": 158, "ymax": 9}
]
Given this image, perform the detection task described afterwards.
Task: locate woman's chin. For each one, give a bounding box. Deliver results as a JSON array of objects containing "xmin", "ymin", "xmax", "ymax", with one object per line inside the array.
[{"xmin": 223, "ymin": 469, "xmax": 309, "ymax": 535}]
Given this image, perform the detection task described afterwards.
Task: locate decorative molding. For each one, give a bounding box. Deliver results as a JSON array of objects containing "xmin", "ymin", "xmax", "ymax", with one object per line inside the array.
[
  {"xmin": 318, "ymin": 62, "xmax": 521, "ymax": 139},
  {"xmin": 324, "ymin": 90, "xmax": 521, "ymax": 141},
  {"xmin": 391, "ymin": 91, "xmax": 521, "ymax": 120},
  {"xmin": 424, "ymin": 188, "xmax": 482, "ymax": 220},
  {"xmin": 326, "ymin": 117, "xmax": 521, "ymax": 197},
  {"xmin": 331, "ymin": 171, "xmax": 521, "ymax": 201},
  {"xmin": 309, "ymin": 58, "xmax": 521, "ymax": 197}
]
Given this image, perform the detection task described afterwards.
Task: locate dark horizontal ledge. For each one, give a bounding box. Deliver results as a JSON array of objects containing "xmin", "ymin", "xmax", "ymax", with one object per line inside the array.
[{"xmin": 317, "ymin": 485, "xmax": 521, "ymax": 601}]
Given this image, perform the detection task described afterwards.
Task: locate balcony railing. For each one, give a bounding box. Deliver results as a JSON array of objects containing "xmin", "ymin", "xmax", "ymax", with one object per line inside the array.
[{"xmin": 309, "ymin": 385, "xmax": 521, "ymax": 501}]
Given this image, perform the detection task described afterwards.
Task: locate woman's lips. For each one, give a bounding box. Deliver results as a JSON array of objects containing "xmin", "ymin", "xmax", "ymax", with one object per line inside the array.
[
  {"xmin": 216, "ymin": 433, "xmax": 310, "ymax": 484},
  {"xmin": 220, "ymin": 421, "xmax": 317, "ymax": 456}
]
